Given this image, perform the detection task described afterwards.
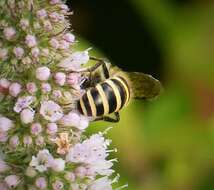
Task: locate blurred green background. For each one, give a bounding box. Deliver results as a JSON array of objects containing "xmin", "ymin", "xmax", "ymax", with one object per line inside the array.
[{"xmin": 68, "ymin": 0, "xmax": 214, "ymax": 189}]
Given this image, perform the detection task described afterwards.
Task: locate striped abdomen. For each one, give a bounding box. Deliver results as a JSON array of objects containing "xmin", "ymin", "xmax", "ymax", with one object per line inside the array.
[{"xmin": 77, "ymin": 76, "xmax": 131, "ymax": 117}]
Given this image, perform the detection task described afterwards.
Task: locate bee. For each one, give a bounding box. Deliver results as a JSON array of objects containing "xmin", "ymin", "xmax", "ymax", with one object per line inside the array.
[{"xmin": 76, "ymin": 57, "xmax": 162, "ymax": 122}]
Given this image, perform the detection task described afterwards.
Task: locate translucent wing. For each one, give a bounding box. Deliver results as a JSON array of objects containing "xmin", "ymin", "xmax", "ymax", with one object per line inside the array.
[{"xmin": 125, "ymin": 72, "xmax": 162, "ymax": 99}]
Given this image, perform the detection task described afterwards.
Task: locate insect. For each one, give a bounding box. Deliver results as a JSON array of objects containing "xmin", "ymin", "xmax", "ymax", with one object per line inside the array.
[{"xmin": 76, "ymin": 57, "xmax": 162, "ymax": 122}]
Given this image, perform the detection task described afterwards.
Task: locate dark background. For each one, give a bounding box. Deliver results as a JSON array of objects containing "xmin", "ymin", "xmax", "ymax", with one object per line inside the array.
[{"xmin": 68, "ymin": 0, "xmax": 163, "ymax": 78}]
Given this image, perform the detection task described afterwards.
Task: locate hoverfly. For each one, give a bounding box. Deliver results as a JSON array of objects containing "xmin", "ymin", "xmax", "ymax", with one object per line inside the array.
[{"xmin": 76, "ymin": 57, "xmax": 162, "ymax": 122}]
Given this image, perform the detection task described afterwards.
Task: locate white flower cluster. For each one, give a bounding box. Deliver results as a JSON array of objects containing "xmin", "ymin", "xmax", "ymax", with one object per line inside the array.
[{"xmin": 0, "ymin": 0, "xmax": 127, "ymax": 190}]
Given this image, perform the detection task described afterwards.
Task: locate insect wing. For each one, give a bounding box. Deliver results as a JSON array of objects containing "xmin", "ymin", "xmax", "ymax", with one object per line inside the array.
[{"xmin": 126, "ymin": 72, "xmax": 162, "ymax": 99}]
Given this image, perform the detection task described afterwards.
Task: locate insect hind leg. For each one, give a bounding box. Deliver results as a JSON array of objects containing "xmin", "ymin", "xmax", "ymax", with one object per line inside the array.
[{"xmin": 94, "ymin": 112, "xmax": 120, "ymax": 123}]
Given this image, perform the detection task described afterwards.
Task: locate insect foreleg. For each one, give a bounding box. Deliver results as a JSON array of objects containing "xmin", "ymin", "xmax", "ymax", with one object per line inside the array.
[{"xmin": 89, "ymin": 56, "xmax": 110, "ymax": 79}]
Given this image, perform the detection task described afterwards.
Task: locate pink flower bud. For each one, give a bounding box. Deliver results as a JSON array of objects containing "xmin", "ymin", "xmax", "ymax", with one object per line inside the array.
[
  {"xmin": 75, "ymin": 166, "xmax": 87, "ymax": 178},
  {"xmin": 51, "ymin": 158, "xmax": 65, "ymax": 172},
  {"xmin": 0, "ymin": 48, "xmax": 8, "ymax": 61},
  {"xmin": 43, "ymin": 20, "xmax": 53, "ymax": 31},
  {"xmin": 54, "ymin": 72, "xmax": 66, "ymax": 86},
  {"xmin": 26, "ymin": 82, "xmax": 37, "ymax": 94},
  {"xmin": 5, "ymin": 175, "xmax": 20, "ymax": 188},
  {"xmin": 9, "ymin": 135, "xmax": 19, "ymax": 148},
  {"xmin": 36, "ymin": 9, "xmax": 47, "ymax": 19},
  {"xmin": 59, "ymin": 112, "xmax": 80, "ymax": 127},
  {"xmin": 49, "ymin": 38, "xmax": 59, "ymax": 49},
  {"xmin": 59, "ymin": 40, "xmax": 70, "ymax": 50},
  {"xmin": 0, "ymin": 132, "xmax": 8, "ymax": 142},
  {"xmin": 52, "ymin": 90, "xmax": 62, "ymax": 99},
  {"xmin": 47, "ymin": 123, "xmax": 58, "ymax": 135},
  {"xmin": 41, "ymin": 83, "xmax": 52, "ymax": 93},
  {"xmin": 64, "ymin": 172, "xmax": 75, "ymax": 182},
  {"xmin": 49, "ymin": 12, "xmax": 60, "ymax": 22},
  {"xmin": 50, "ymin": 0, "xmax": 61, "ymax": 5},
  {"xmin": 31, "ymin": 47, "xmax": 40, "ymax": 58},
  {"xmin": 0, "ymin": 116, "xmax": 14, "ymax": 132},
  {"xmin": 22, "ymin": 56, "xmax": 32, "ymax": 65},
  {"xmin": 0, "ymin": 160, "xmax": 10, "ymax": 173},
  {"xmin": 36, "ymin": 67, "xmax": 50, "ymax": 81},
  {"xmin": 52, "ymin": 180, "xmax": 64, "ymax": 190},
  {"xmin": 66, "ymin": 73, "xmax": 80, "ymax": 86},
  {"xmin": 63, "ymin": 33, "xmax": 75, "ymax": 43},
  {"xmin": 13, "ymin": 47, "xmax": 24, "ymax": 59},
  {"xmin": 0, "ymin": 78, "xmax": 10, "ymax": 89},
  {"xmin": 23, "ymin": 135, "xmax": 33, "ymax": 145},
  {"xmin": 9, "ymin": 82, "xmax": 22, "ymax": 97},
  {"xmin": 31, "ymin": 123, "xmax": 42, "ymax": 135},
  {"xmin": 35, "ymin": 177, "xmax": 47, "ymax": 189},
  {"xmin": 35, "ymin": 136, "xmax": 44, "ymax": 146},
  {"xmin": 25, "ymin": 35, "xmax": 37, "ymax": 48},
  {"xmin": 3, "ymin": 27, "xmax": 16, "ymax": 40},
  {"xmin": 20, "ymin": 108, "xmax": 34, "ymax": 124},
  {"xmin": 59, "ymin": 4, "xmax": 69, "ymax": 11},
  {"xmin": 20, "ymin": 19, "xmax": 29, "ymax": 30}
]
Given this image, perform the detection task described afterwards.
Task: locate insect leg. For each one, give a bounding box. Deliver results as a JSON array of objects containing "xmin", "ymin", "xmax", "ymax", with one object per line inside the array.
[
  {"xmin": 94, "ymin": 112, "xmax": 120, "ymax": 123},
  {"xmin": 90, "ymin": 56, "xmax": 110, "ymax": 79}
]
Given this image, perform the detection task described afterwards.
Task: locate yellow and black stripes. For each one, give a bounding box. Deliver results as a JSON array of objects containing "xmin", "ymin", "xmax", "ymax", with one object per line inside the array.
[{"xmin": 77, "ymin": 76, "xmax": 131, "ymax": 117}]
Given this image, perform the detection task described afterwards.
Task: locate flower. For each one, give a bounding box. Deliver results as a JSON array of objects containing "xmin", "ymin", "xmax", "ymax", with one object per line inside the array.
[
  {"xmin": 13, "ymin": 47, "xmax": 24, "ymax": 59},
  {"xmin": 25, "ymin": 35, "xmax": 37, "ymax": 48},
  {"xmin": 36, "ymin": 9, "xmax": 47, "ymax": 19},
  {"xmin": 52, "ymin": 180, "xmax": 64, "ymax": 190},
  {"xmin": 9, "ymin": 82, "xmax": 22, "ymax": 97},
  {"xmin": 41, "ymin": 83, "xmax": 52, "ymax": 93},
  {"xmin": 36, "ymin": 67, "xmax": 51, "ymax": 81},
  {"xmin": 43, "ymin": 20, "xmax": 53, "ymax": 31},
  {"xmin": 30, "ymin": 149, "xmax": 54, "ymax": 172},
  {"xmin": 66, "ymin": 73, "xmax": 81, "ymax": 86},
  {"xmin": 58, "ymin": 50, "xmax": 89, "ymax": 71},
  {"xmin": 25, "ymin": 167, "xmax": 37, "ymax": 178},
  {"xmin": 35, "ymin": 177, "xmax": 47, "ymax": 189},
  {"xmin": 20, "ymin": 108, "xmax": 35, "ymax": 124},
  {"xmin": 0, "ymin": 78, "xmax": 10, "ymax": 88},
  {"xmin": 40, "ymin": 101, "xmax": 63, "ymax": 122},
  {"xmin": 0, "ymin": 48, "xmax": 8, "ymax": 61},
  {"xmin": 46, "ymin": 123, "xmax": 58, "ymax": 135},
  {"xmin": 63, "ymin": 33, "xmax": 75, "ymax": 43},
  {"xmin": 55, "ymin": 133, "xmax": 71, "ymax": 155},
  {"xmin": 23, "ymin": 135, "xmax": 33, "ymax": 146},
  {"xmin": 22, "ymin": 56, "xmax": 32, "ymax": 65},
  {"xmin": 31, "ymin": 47, "xmax": 40, "ymax": 58},
  {"xmin": 59, "ymin": 40, "xmax": 70, "ymax": 50},
  {"xmin": 9, "ymin": 135, "xmax": 19, "ymax": 148},
  {"xmin": 49, "ymin": 38, "xmax": 59, "ymax": 49},
  {"xmin": 54, "ymin": 72, "xmax": 66, "ymax": 86},
  {"xmin": 20, "ymin": 19, "xmax": 29, "ymax": 30},
  {"xmin": 50, "ymin": 0, "xmax": 61, "ymax": 5},
  {"xmin": 3, "ymin": 27, "xmax": 16, "ymax": 40},
  {"xmin": 75, "ymin": 166, "xmax": 87, "ymax": 178},
  {"xmin": 49, "ymin": 12, "xmax": 60, "ymax": 22},
  {"xmin": 0, "ymin": 116, "xmax": 14, "ymax": 132},
  {"xmin": 88, "ymin": 177, "xmax": 112, "ymax": 190},
  {"xmin": 26, "ymin": 82, "xmax": 37, "ymax": 94},
  {"xmin": 66, "ymin": 134, "xmax": 113, "ymax": 176},
  {"xmin": 31, "ymin": 123, "xmax": 42, "ymax": 135},
  {"xmin": 0, "ymin": 159, "xmax": 10, "ymax": 173},
  {"xmin": 14, "ymin": 96, "xmax": 34, "ymax": 113},
  {"xmin": 4, "ymin": 175, "xmax": 20, "ymax": 189},
  {"xmin": 51, "ymin": 158, "xmax": 65, "ymax": 172},
  {"xmin": 59, "ymin": 112, "xmax": 89, "ymax": 130}
]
